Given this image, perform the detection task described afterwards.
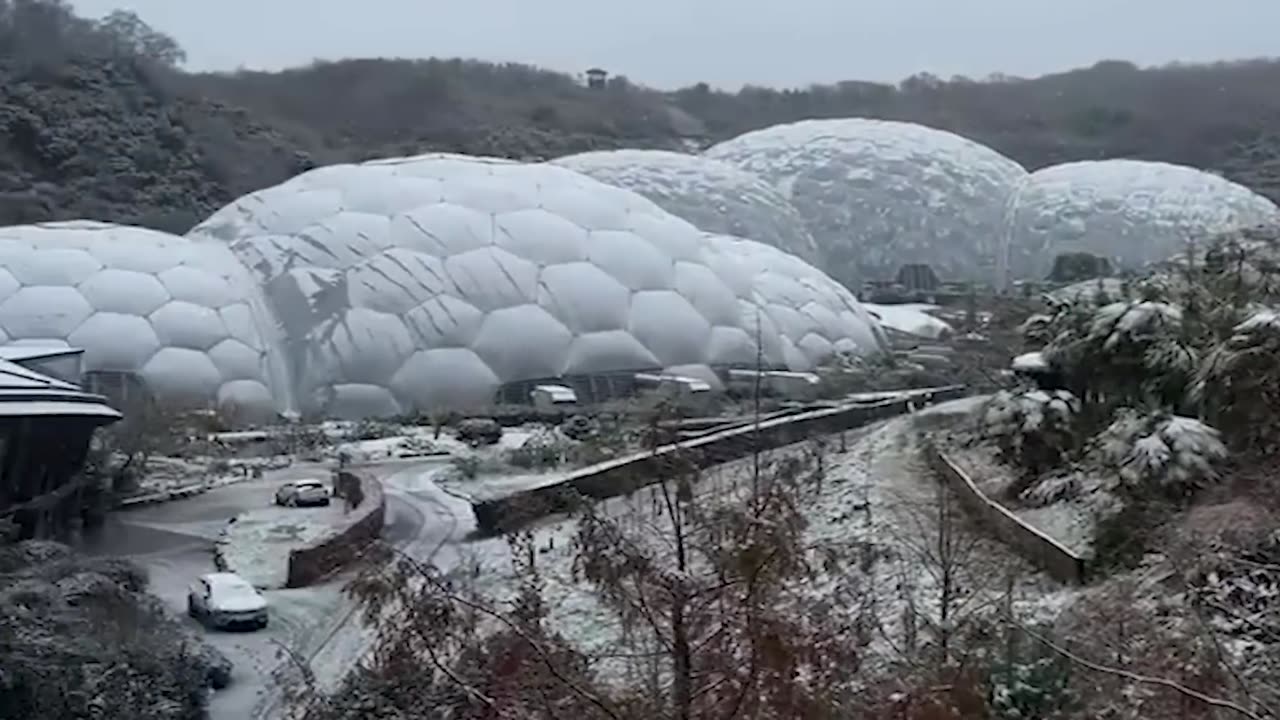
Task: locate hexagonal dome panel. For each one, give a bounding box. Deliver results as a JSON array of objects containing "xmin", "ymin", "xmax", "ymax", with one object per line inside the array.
[
  {"xmin": 554, "ymin": 149, "xmax": 820, "ymax": 263},
  {"xmin": 188, "ymin": 153, "xmax": 890, "ymax": 418},
  {"xmin": 0, "ymin": 221, "xmax": 287, "ymax": 422},
  {"xmin": 705, "ymin": 118, "xmax": 1027, "ymax": 287},
  {"xmin": 700, "ymin": 234, "xmax": 888, "ymax": 369},
  {"xmin": 1004, "ymin": 160, "xmax": 1280, "ymax": 279}
]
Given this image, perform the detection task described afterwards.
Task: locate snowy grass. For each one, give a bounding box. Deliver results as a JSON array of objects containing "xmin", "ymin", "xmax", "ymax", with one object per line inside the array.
[
  {"xmin": 444, "ymin": 407, "xmax": 1075, "ymax": 688},
  {"xmin": 219, "ymin": 504, "xmax": 349, "ymax": 589}
]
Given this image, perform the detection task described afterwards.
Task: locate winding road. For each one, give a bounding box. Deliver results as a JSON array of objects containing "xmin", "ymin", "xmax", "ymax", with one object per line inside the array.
[{"xmin": 81, "ymin": 457, "xmax": 469, "ymax": 720}]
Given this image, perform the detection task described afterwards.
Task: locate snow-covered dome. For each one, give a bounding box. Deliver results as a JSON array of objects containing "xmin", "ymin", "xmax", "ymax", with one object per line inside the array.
[
  {"xmin": 551, "ymin": 149, "xmax": 820, "ymax": 263},
  {"xmin": 705, "ymin": 118, "xmax": 1027, "ymax": 288},
  {"xmin": 1006, "ymin": 160, "xmax": 1280, "ymax": 279},
  {"xmin": 0, "ymin": 221, "xmax": 286, "ymax": 422},
  {"xmin": 188, "ymin": 153, "xmax": 886, "ymax": 419},
  {"xmin": 700, "ymin": 235, "xmax": 887, "ymax": 369}
]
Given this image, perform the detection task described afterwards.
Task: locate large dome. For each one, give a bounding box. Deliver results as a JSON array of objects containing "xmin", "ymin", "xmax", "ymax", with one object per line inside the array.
[
  {"xmin": 188, "ymin": 153, "xmax": 885, "ymax": 419},
  {"xmin": 551, "ymin": 149, "xmax": 820, "ymax": 263},
  {"xmin": 1005, "ymin": 160, "xmax": 1280, "ymax": 279},
  {"xmin": 700, "ymin": 234, "xmax": 887, "ymax": 369},
  {"xmin": 705, "ymin": 118, "xmax": 1027, "ymax": 288},
  {"xmin": 0, "ymin": 221, "xmax": 286, "ymax": 422}
]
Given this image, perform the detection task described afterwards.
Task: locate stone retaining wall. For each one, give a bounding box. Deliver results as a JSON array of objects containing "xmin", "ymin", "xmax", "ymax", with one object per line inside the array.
[
  {"xmin": 284, "ymin": 471, "xmax": 385, "ymax": 588},
  {"xmin": 926, "ymin": 445, "xmax": 1087, "ymax": 585},
  {"xmin": 473, "ymin": 385, "xmax": 967, "ymax": 535}
]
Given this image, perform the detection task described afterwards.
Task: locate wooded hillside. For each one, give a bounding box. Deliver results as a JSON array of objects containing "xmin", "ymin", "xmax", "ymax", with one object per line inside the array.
[{"xmin": 2, "ymin": 0, "xmax": 1278, "ymax": 232}]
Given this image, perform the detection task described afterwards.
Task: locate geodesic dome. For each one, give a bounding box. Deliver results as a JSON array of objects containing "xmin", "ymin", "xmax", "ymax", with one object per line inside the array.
[
  {"xmin": 705, "ymin": 118, "xmax": 1027, "ymax": 288},
  {"xmin": 188, "ymin": 153, "xmax": 886, "ymax": 419},
  {"xmin": 0, "ymin": 221, "xmax": 286, "ymax": 422},
  {"xmin": 552, "ymin": 149, "xmax": 820, "ymax": 263},
  {"xmin": 700, "ymin": 234, "xmax": 887, "ymax": 369},
  {"xmin": 1004, "ymin": 160, "xmax": 1280, "ymax": 280}
]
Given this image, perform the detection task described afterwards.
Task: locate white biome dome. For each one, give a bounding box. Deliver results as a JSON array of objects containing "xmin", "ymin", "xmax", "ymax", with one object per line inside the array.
[
  {"xmin": 1005, "ymin": 160, "xmax": 1280, "ymax": 279},
  {"xmin": 188, "ymin": 153, "xmax": 888, "ymax": 419},
  {"xmin": 0, "ymin": 221, "xmax": 287, "ymax": 422},
  {"xmin": 552, "ymin": 149, "xmax": 821, "ymax": 263},
  {"xmin": 700, "ymin": 234, "xmax": 887, "ymax": 370},
  {"xmin": 705, "ymin": 118, "xmax": 1028, "ymax": 288}
]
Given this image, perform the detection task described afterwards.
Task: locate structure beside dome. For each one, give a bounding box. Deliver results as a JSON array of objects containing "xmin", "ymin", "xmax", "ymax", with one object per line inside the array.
[
  {"xmin": 705, "ymin": 118, "xmax": 1027, "ymax": 289},
  {"xmin": 189, "ymin": 153, "xmax": 886, "ymax": 419},
  {"xmin": 0, "ymin": 221, "xmax": 286, "ymax": 423},
  {"xmin": 552, "ymin": 149, "xmax": 821, "ymax": 263},
  {"xmin": 1004, "ymin": 160, "xmax": 1280, "ymax": 279}
]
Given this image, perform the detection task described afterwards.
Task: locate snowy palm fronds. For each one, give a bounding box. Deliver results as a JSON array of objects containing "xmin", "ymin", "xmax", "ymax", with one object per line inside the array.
[
  {"xmin": 1191, "ymin": 308, "xmax": 1280, "ymax": 449},
  {"xmin": 980, "ymin": 389, "xmax": 1080, "ymax": 472},
  {"xmin": 1045, "ymin": 300, "xmax": 1197, "ymax": 407},
  {"xmin": 1017, "ymin": 312, "xmax": 1055, "ymax": 347},
  {"xmin": 1096, "ymin": 409, "xmax": 1225, "ymax": 493}
]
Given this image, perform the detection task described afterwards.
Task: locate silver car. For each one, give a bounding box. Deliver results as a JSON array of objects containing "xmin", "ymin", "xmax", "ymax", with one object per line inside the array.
[
  {"xmin": 274, "ymin": 479, "xmax": 330, "ymax": 507},
  {"xmin": 187, "ymin": 572, "xmax": 268, "ymax": 630}
]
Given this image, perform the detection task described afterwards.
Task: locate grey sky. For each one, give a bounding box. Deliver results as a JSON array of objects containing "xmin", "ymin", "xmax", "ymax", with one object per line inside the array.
[{"xmin": 71, "ymin": 0, "xmax": 1280, "ymax": 89}]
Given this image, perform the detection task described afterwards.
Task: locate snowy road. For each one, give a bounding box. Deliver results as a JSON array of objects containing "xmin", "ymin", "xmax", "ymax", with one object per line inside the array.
[{"xmin": 80, "ymin": 459, "xmax": 456, "ymax": 720}]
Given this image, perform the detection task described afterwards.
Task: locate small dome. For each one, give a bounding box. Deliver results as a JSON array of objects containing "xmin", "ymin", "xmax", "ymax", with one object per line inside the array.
[
  {"xmin": 1005, "ymin": 160, "xmax": 1280, "ymax": 279},
  {"xmin": 706, "ymin": 118, "xmax": 1027, "ymax": 288}
]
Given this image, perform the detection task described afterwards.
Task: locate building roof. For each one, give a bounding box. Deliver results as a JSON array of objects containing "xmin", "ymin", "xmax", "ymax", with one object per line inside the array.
[{"xmin": 0, "ymin": 349, "xmax": 121, "ymax": 422}]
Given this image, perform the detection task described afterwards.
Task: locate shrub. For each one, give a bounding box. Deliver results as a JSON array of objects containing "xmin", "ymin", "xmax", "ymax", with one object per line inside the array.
[
  {"xmin": 1095, "ymin": 409, "xmax": 1226, "ymax": 496},
  {"xmin": 979, "ymin": 389, "xmax": 1080, "ymax": 476}
]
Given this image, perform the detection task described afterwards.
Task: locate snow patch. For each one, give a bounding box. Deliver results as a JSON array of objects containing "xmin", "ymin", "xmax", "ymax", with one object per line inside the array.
[{"xmin": 218, "ymin": 503, "xmax": 349, "ymax": 589}]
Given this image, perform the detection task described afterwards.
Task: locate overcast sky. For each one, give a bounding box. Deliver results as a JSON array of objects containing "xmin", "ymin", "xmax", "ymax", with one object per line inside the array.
[{"xmin": 70, "ymin": 0, "xmax": 1280, "ymax": 89}]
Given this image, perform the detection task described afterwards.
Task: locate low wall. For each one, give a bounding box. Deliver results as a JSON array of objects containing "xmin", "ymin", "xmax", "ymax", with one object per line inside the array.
[
  {"xmin": 473, "ymin": 385, "xmax": 967, "ymax": 535},
  {"xmin": 925, "ymin": 445, "xmax": 1087, "ymax": 585},
  {"xmin": 284, "ymin": 470, "xmax": 385, "ymax": 588}
]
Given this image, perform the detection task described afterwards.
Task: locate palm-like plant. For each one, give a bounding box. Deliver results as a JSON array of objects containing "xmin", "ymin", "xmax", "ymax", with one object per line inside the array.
[
  {"xmin": 1096, "ymin": 408, "xmax": 1226, "ymax": 497},
  {"xmin": 1045, "ymin": 300, "xmax": 1197, "ymax": 414},
  {"xmin": 1191, "ymin": 308, "xmax": 1280, "ymax": 453},
  {"xmin": 980, "ymin": 388, "xmax": 1080, "ymax": 479}
]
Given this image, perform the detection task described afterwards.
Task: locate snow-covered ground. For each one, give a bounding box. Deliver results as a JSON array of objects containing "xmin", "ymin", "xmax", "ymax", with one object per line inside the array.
[
  {"xmin": 945, "ymin": 441, "xmax": 1098, "ymax": 556},
  {"xmin": 318, "ymin": 421, "xmax": 538, "ymax": 464},
  {"xmin": 431, "ymin": 404, "xmax": 1071, "ymax": 686},
  {"xmin": 218, "ymin": 502, "xmax": 350, "ymax": 589},
  {"xmin": 128, "ymin": 455, "xmax": 293, "ymax": 499}
]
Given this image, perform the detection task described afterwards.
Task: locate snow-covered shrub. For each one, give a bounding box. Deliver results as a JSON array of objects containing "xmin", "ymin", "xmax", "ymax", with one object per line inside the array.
[
  {"xmin": 506, "ymin": 428, "xmax": 574, "ymax": 469},
  {"xmin": 1017, "ymin": 312, "xmax": 1056, "ymax": 347},
  {"xmin": 988, "ymin": 651, "xmax": 1077, "ymax": 719},
  {"xmin": 1096, "ymin": 409, "xmax": 1226, "ymax": 495},
  {"xmin": 1189, "ymin": 530, "xmax": 1280, "ymax": 642},
  {"xmin": 1046, "ymin": 299, "xmax": 1196, "ymax": 409},
  {"xmin": 979, "ymin": 389, "xmax": 1080, "ymax": 475},
  {"xmin": 1192, "ymin": 308, "xmax": 1280, "ymax": 451}
]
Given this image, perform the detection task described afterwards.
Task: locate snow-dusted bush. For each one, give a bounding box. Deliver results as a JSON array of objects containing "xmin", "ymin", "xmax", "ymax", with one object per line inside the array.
[
  {"xmin": 505, "ymin": 428, "xmax": 575, "ymax": 469},
  {"xmin": 1046, "ymin": 299, "xmax": 1196, "ymax": 409},
  {"xmin": 0, "ymin": 542, "xmax": 230, "ymax": 718},
  {"xmin": 980, "ymin": 389, "xmax": 1080, "ymax": 474},
  {"xmin": 1192, "ymin": 308, "xmax": 1280, "ymax": 451},
  {"xmin": 1096, "ymin": 409, "xmax": 1226, "ymax": 495}
]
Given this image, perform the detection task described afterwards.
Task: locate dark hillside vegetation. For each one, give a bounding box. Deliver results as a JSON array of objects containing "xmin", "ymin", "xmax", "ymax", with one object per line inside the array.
[{"xmin": 0, "ymin": 0, "xmax": 1278, "ymax": 233}]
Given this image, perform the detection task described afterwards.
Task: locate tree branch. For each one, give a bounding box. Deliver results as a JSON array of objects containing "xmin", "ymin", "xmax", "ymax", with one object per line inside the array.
[{"xmin": 1017, "ymin": 623, "xmax": 1268, "ymax": 720}]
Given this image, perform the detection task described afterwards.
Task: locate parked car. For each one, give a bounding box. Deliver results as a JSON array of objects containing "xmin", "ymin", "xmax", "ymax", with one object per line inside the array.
[
  {"xmin": 187, "ymin": 572, "xmax": 268, "ymax": 630},
  {"xmin": 274, "ymin": 478, "xmax": 330, "ymax": 507}
]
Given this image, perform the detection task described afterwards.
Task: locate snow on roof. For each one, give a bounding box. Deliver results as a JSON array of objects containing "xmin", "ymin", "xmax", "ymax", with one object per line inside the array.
[{"xmin": 0, "ymin": 355, "xmax": 121, "ymax": 421}]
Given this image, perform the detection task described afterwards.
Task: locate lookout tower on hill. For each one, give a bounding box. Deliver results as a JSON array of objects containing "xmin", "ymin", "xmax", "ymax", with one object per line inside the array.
[{"xmin": 585, "ymin": 67, "xmax": 608, "ymax": 90}]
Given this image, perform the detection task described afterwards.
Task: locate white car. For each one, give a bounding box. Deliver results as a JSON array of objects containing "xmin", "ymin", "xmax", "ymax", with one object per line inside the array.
[
  {"xmin": 274, "ymin": 479, "xmax": 330, "ymax": 507},
  {"xmin": 187, "ymin": 572, "xmax": 268, "ymax": 630}
]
